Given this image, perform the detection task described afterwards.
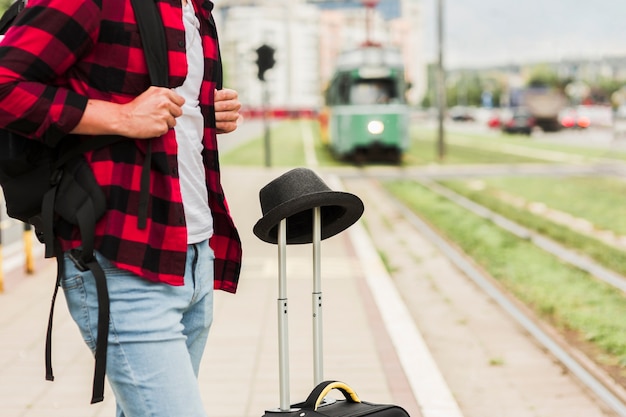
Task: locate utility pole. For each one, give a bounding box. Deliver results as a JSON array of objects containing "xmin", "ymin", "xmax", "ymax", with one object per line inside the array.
[{"xmin": 436, "ymin": 0, "xmax": 446, "ymax": 160}]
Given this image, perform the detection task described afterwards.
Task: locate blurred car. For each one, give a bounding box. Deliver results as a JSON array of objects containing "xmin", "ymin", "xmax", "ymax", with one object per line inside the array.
[
  {"xmin": 487, "ymin": 111, "xmax": 502, "ymax": 128},
  {"xmin": 501, "ymin": 111, "xmax": 535, "ymax": 135},
  {"xmin": 449, "ymin": 106, "xmax": 475, "ymax": 122},
  {"xmin": 559, "ymin": 109, "xmax": 590, "ymax": 129}
]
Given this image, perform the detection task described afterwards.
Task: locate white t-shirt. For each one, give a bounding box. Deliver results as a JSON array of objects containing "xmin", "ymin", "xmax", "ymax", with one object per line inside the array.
[{"xmin": 174, "ymin": 1, "xmax": 213, "ymax": 243}]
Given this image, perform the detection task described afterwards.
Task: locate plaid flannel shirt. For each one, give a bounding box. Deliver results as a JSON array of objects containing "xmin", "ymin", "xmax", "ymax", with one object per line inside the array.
[{"xmin": 0, "ymin": 0, "xmax": 242, "ymax": 292}]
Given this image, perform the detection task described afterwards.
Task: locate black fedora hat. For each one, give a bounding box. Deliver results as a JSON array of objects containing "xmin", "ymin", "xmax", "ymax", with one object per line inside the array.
[{"xmin": 253, "ymin": 168, "xmax": 364, "ymax": 245}]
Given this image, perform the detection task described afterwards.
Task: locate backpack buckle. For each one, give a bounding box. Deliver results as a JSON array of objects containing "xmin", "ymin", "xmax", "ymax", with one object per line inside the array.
[{"xmin": 67, "ymin": 248, "xmax": 88, "ymax": 272}]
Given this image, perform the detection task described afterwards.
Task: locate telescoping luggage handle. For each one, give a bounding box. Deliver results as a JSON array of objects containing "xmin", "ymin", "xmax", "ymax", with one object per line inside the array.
[{"xmin": 276, "ymin": 207, "xmax": 324, "ymax": 411}]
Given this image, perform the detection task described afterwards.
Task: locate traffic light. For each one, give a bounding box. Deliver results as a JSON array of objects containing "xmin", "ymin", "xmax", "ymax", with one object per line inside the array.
[{"xmin": 256, "ymin": 44, "xmax": 275, "ymax": 81}]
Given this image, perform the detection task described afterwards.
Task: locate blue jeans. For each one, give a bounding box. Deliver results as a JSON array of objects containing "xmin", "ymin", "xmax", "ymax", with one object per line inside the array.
[{"xmin": 61, "ymin": 241, "xmax": 215, "ymax": 417}]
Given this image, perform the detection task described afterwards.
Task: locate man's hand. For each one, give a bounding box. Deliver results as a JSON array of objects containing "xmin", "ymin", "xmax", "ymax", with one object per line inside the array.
[
  {"xmin": 215, "ymin": 88, "xmax": 242, "ymax": 134},
  {"xmin": 71, "ymin": 86, "xmax": 185, "ymax": 138},
  {"xmin": 119, "ymin": 87, "xmax": 185, "ymax": 138}
]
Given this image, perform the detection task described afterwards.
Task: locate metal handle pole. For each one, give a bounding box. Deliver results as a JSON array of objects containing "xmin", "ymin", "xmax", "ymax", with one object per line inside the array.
[
  {"xmin": 277, "ymin": 218, "xmax": 290, "ymax": 411},
  {"xmin": 312, "ymin": 207, "xmax": 324, "ymax": 386}
]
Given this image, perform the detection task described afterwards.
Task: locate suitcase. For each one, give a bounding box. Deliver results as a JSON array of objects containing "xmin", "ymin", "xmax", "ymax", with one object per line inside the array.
[{"xmin": 253, "ymin": 168, "xmax": 410, "ymax": 417}]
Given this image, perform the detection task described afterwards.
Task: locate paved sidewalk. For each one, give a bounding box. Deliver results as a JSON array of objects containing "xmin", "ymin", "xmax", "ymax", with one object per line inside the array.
[{"xmin": 0, "ymin": 166, "xmax": 430, "ymax": 417}]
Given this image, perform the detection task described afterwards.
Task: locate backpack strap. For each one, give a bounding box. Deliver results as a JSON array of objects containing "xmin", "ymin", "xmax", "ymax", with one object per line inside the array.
[
  {"xmin": 42, "ymin": 153, "xmax": 111, "ymax": 402},
  {"xmin": 0, "ymin": 0, "xmax": 25, "ymax": 35},
  {"xmin": 31, "ymin": 136, "xmax": 120, "ymax": 262},
  {"xmin": 131, "ymin": 0, "xmax": 168, "ymax": 88},
  {"xmin": 130, "ymin": 0, "xmax": 169, "ymax": 229}
]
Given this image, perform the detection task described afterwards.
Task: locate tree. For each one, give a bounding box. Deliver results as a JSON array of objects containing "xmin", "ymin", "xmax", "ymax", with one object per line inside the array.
[{"xmin": 526, "ymin": 64, "xmax": 562, "ymax": 89}]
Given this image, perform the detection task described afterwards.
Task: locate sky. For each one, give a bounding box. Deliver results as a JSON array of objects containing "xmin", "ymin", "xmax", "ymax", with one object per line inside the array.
[{"xmin": 419, "ymin": 0, "xmax": 626, "ymax": 68}]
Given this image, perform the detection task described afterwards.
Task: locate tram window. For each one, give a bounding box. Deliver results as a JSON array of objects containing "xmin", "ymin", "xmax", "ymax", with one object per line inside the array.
[
  {"xmin": 349, "ymin": 79, "xmax": 397, "ymax": 105},
  {"xmin": 337, "ymin": 74, "xmax": 352, "ymax": 105},
  {"xmin": 326, "ymin": 74, "xmax": 352, "ymax": 105}
]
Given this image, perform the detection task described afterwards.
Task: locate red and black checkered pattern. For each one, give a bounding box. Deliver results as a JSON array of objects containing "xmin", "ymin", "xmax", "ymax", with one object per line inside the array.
[{"xmin": 0, "ymin": 0, "xmax": 242, "ymax": 292}]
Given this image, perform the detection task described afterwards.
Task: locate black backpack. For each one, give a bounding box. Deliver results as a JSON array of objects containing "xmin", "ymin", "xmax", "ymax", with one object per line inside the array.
[{"xmin": 0, "ymin": 0, "xmax": 168, "ymax": 404}]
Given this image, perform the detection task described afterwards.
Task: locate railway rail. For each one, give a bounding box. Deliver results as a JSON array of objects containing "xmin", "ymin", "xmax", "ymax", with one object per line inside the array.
[{"xmin": 343, "ymin": 172, "xmax": 626, "ymax": 417}]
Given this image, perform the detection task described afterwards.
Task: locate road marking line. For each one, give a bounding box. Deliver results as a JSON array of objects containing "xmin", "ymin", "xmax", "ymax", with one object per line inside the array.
[{"xmin": 328, "ymin": 175, "xmax": 464, "ymax": 417}]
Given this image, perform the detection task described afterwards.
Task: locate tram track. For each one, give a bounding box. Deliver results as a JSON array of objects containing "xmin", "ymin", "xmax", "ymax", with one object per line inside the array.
[
  {"xmin": 386, "ymin": 185, "xmax": 626, "ymax": 416},
  {"xmin": 342, "ymin": 173, "xmax": 626, "ymax": 417}
]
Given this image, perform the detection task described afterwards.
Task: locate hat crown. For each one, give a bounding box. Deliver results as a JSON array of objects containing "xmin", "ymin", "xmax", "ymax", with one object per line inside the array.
[{"xmin": 259, "ymin": 168, "xmax": 331, "ymax": 215}]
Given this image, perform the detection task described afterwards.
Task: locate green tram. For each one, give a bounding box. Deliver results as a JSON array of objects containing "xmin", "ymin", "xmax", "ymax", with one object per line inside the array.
[{"xmin": 323, "ymin": 45, "xmax": 410, "ymax": 163}]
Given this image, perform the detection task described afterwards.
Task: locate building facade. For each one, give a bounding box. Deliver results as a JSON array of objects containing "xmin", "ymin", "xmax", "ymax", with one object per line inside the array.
[
  {"xmin": 215, "ymin": 0, "xmax": 321, "ymax": 111},
  {"xmin": 215, "ymin": 0, "xmax": 425, "ymax": 109}
]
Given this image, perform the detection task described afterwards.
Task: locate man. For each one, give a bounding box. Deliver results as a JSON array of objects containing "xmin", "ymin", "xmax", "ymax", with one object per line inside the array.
[{"xmin": 0, "ymin": 0, "xmax": 243, "ymax": 415}]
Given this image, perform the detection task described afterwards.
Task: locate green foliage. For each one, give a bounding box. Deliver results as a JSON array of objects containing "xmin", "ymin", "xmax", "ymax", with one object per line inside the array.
[
  {"xmin": 527, "ymin": 64, "xmax": 563, "ymax": 88},
  {"xmin": 421, "ymin": 58, "xmax": 625, "ymax": 109},
  {"xmin": 595, "ymin": 77, "xmax": 625, "ymax": 105},
  {"xmin": 0, "ymin": 0, "xmax": 11, "ymax": 15},
  {"xmin": 446, "ymin": 72, "xmax": 485, "ymax": 107}
]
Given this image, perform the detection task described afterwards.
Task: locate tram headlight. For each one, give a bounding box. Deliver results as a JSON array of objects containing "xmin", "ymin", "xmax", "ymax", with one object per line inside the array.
[{"xmin": 367, "ymin": 120, "xmax": 385, "ymax": 135}]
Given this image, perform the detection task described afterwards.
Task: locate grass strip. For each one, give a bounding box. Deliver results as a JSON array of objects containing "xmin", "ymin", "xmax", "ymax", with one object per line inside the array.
[
  {"xmin": 466, "ymin": 176, "xmax": 626, "ymax": 236},
  {"xmin": 406, "ymin": 128, "xmax": 546, "ymax": 165},
  {"xmin": 220, "ymin": 120, "xmax": 307, "ymax": 166},
  {"xmin": 440, "ymin": 179, "xmax": 626, "ymax": 278},
  {"xmin": 385, "ymin": 179, "xmax": 626, "ymax": 371}
]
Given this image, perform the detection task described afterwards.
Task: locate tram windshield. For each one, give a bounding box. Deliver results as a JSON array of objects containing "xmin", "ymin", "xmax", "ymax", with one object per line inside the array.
[
  {"xmin": 327, "ymin": 73, "xmax": 405, "ymax": 106},
  {"xmin": 349, "ymin": 79, "xmax": 399, "ymax": 105}
]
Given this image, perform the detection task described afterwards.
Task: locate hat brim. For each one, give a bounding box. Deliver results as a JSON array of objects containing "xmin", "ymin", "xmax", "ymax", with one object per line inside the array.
[{"xmin": 253, "ymin": 190, "xmax": 364, "ymax": 244}]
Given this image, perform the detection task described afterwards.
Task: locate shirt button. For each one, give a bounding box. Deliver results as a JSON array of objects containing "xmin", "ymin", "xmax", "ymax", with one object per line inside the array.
[
  {"xmin": 178, "ymin": 40, "xmax": 185, "ymax": 48},
  {"xmin": 171, "ymin": 167, "xmax": 178, "ymax": 177},
  {"xmin": 179, "ymin": 216, "xmax": 185, "ymax": 225}
]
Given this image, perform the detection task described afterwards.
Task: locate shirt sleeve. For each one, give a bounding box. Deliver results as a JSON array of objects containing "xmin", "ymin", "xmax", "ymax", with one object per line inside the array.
[{"xmin": 0, "ymin": 0, "xmax": 101, "ymax": 146}]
